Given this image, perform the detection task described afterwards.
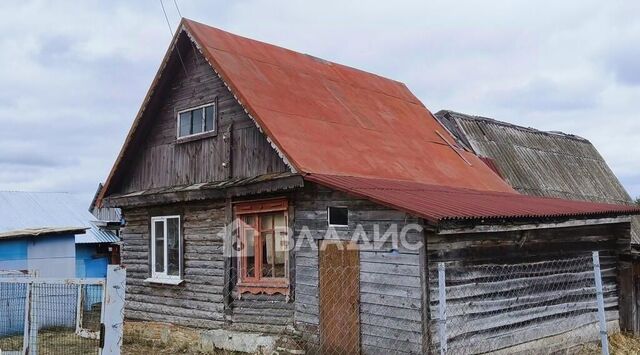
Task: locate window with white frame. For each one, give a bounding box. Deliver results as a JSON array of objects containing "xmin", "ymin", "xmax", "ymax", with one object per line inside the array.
[
  {"xmin": 151, "ymin": 216, "xmax": 182, "ymax": 280},
  {"xmin": 177, "ymin": 102, "xmax": 216, "ymax": 139}
]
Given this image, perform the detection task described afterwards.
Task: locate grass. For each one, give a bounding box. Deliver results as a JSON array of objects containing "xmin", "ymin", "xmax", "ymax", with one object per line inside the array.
[{"xmin": 0, "ymin": 328, "xmax": 98, "ymax": 354}]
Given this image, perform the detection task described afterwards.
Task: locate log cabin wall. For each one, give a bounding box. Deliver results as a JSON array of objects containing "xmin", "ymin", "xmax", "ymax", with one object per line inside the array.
[
  {"xmin": 292, "ymin": 183, "xmax": 427, "ymax": 354},
  {"xmin": 112, "ymin": 32, "xmax": 289, "ymax": 195},
  {"xmin": 121, "ymin": 201, "xmax": 227, "ymax": 328},
  {"xmin": 426, "ymin": 222, "xmax": 630, "ymax": 353},
  {"xmin": 120, "ymin": 195, "xmax": 296, "ymax": 333}
]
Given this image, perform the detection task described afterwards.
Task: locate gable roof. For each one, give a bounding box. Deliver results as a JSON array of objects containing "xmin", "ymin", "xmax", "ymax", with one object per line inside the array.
[
  {"xmin": 99, "ymin": 19, "xmax": 640, "ymax": 224},
  {"xmin": 99, "ymin": 18, "xmax": 513, "ymax": 203},
  {"xmin": 435, "ymin": 110, "xmax": 632, "ymax": 203},
  {"xmin": 435, "ymin": 109, "xmax": 640, "ymax": 237},
  {"xmin": 0, "ymin": 191, "xmax": 119, "ymax": 243}
]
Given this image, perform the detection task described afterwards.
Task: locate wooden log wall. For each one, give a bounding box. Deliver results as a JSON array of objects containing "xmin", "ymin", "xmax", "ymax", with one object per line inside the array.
[
  {"xmin": 120, "ymin": 197, "xmax": 294, "ymax": 334},
  {"xmin": 426, "ymin": 222, "xmax": 630, "ymax": 354},
  {"xmin": 121, "ymin": 201, "xmax": 227, "ymax": 328},
  {"xmin": 293, "ymin": 184, "xmax": 427, "ymax": 354},
  {"xmin": 114, "ymin": 33, "xmax": 288, "ymax": 195}
]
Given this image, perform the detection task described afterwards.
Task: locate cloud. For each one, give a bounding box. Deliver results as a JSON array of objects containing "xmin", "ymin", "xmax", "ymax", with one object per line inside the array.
[
  {"xmin": 0, "ymin": 0, "xmax": 640, "ymax": 204},
  {"xmin": 491, "ymin": 77, "xmax": 600, "ymax": 112}
]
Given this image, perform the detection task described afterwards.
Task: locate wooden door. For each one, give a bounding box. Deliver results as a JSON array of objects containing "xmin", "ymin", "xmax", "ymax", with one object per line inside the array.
[{"xmin": 319, "ymin": 240, "xmax": 360, "ymax": 354}]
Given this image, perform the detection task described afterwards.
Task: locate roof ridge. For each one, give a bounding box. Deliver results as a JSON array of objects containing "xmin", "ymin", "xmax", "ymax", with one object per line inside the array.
[
  {"xmin": 183, "ymin": 18, "xmax": 408, "ymax": 87},
  {"xmin": 439, "ymin": 109, "xmax": 590, "ymax": 142},
  {"xmin": 184, "ymin": 21, "xmax": 421, "ymax": 106}
]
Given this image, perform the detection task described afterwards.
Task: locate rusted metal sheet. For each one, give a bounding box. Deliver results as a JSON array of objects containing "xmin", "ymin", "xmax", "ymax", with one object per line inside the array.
[
  {"xmin": 181, "ymin": 19, "xmax": 514, "ymax": 194},
  {"xmin": 305, "ymin": 174, "xmax": 640, "ymax": 224},
  {"xmin": 436, "ymin": 110, "xmax": 640, "ymax": 241}
]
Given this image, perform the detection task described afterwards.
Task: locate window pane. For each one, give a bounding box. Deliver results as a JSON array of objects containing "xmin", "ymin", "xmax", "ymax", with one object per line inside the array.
[
  {"xmin": 191, "ymin": 108, "xmax": 203, "ymax": 134},
  {"xmin": 179, "ymin": 112, "xmax": 191, "ymax": 137},
  {"xmin": 241, "ymin": 216, "xmax": 256, "ymax": 279},
  {"xmin": 205, "ymin": 105, "xmax": 215, "ymax": 132},
  {"xmin": 260, "ymin": 214, "xmax": 274, "ymax": 230},
  {"xmin": 167, "ymin": 218, "xmax": 180, "ymax": 276},
  {"xmin": 261, "ymin": 231, "xmax": 274, "ymax": 278},
  {"xmin": 245, "ymin": 229, "xmax": 255, "ymax": 278},
  {"xmin": 329, "ymin": 207, "xmax": 349, "ymax": 226},
  {"xmin": 274, "ymin": 213, "xmax": 287, "ymax": 278},
  {"xmin": 154, "ymin": 221, "xmax": 165, "ymax": 273}
]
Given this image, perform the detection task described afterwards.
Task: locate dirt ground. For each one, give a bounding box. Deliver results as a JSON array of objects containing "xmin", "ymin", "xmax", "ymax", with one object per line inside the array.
[{"xmin": 2, "ymin": 323, "xmax": 639, "ymax": 354}]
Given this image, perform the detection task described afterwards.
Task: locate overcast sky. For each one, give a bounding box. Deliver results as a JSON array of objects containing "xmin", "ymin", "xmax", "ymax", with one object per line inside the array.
[{"xmin": 1, "ymin": 0, "xmax": 639, "ymax": 204}]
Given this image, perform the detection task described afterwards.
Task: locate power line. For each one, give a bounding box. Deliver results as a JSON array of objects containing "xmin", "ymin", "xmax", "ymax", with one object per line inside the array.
[
  {"xmin": 160, "ymin": 0, "xmax": 188, "ymax": 76},
  {"xmin": 173, "ymin": 0, "xmax": 183, "ymax": 18}
]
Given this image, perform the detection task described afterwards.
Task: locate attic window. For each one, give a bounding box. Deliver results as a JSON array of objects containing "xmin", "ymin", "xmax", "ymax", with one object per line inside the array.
[
  {"xmin": 328, "ymin": 206, "xmax": 349, "ymax": 227},
  {"xmin": 177, "ymin": 102, "xmax": 216, "ymax": 139}
]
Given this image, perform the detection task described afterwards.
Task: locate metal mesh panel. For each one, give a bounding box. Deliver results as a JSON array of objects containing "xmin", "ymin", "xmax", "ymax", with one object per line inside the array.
[
  {"xmin": 0, "ymin": 282, "xmax": 28, "ymax": 352},
  {"xmin": 429, "ymin": 253, "xmax": 610, "ymax": 354},
  {"xmin": 0, "ymin": 278, "xmax": 106, "ymax": 355}
]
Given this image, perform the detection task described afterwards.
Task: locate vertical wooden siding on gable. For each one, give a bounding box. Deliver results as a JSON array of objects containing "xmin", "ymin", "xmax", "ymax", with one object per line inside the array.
[
  {"xmin": 115, "ymin": 34, "xmax": 288, "ymax": 195},
  {"xmin": 293, "ymin": 184, "xmax": 426, "ymax": 354}
]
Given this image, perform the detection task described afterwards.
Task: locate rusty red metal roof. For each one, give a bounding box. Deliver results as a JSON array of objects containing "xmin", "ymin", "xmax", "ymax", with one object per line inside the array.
[
  {"xmin": 305, "ymin": 174, "xmax": 640, "ymax": 224},
  {"xmin": 183, "ymin": 19, "xmax": 514, "ymax": 193}
]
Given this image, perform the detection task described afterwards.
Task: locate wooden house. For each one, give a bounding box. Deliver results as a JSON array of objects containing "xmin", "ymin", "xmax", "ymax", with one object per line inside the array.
[{"xmin": 99, "ymin": 19, "xmax": 640, "ymax": 354}]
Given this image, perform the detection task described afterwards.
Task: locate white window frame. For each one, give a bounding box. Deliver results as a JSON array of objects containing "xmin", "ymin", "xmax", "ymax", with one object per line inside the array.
[
  {"xmin": 176, "ymin": 102, "xmax": 217, "ymax": 139},
  {"xmin": 327, "ymin": 206, "xmax": 349, "ymax": 227},
  {"xmin": 148, "ymin": 215, "xmax": 182, "ymax": 284}
]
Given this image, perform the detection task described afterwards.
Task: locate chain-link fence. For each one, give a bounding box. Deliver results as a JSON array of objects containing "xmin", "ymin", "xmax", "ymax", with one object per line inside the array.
[
  {"xmin": 0, "ymin": 266, "xmax": 126, "ymax": 355},
  {"xmin": 219, "ymin": 244, "xmax": 427, "ymax": 355},
  {"xmin": 429, "ymin": 252, "xmax": 611, "ymax": 355}
]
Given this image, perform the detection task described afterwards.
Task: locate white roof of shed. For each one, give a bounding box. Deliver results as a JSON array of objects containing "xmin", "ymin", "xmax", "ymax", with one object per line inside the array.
[{"xmin": 0, "ymin": 191, "xmax": 119, "ymax": 244}]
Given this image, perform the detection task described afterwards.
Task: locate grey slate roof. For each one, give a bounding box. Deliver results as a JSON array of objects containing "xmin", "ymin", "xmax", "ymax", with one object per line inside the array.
[
  {"xmin": 435, "ymin": 110, "xmax": 639, "ymax": 243},
  {"xmin": 0, "ymin": 191, "xmax": 119, "ymax": 244}
]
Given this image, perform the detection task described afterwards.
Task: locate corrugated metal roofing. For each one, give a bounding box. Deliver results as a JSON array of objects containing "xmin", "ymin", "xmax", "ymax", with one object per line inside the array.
[
  {"xmin": 98, "ymin": 18, "xmax": 515, "ymax": 202},
  {"xmin": 435, "ymin": 110, "xmax": 640, "ymax": 240},
  {"xmin": 182, "ymin": 19, "xmax": 514, "ymax": 193},
  {"xmin": 305, "ymin": 174, "xmax": 640, "ymax": 224},
  {"xmin": 0, "ymin": 191, "xmax": 119, "ymax": 244}
]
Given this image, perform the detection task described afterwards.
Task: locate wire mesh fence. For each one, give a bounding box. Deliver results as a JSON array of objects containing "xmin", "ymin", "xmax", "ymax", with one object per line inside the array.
[
  {"xmin": 429, "ymin": 252, "xmax": 611, "ymax": 355},
  {"xmin": 219, "ymin": 247, "xmax": 427, "ymax": 355},
  {"xmin": 0, "ymin": 266, "xmax": 125, "ymax": 355}
]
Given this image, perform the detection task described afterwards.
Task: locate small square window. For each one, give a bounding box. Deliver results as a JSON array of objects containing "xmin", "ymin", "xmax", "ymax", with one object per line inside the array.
[
  {"xmin": 177, "ymin": 102, "xmax": 216, "ymax": 139},
  {"xmin": 328, "ymin": 207, "xmax": 349, "ymax": 226}
]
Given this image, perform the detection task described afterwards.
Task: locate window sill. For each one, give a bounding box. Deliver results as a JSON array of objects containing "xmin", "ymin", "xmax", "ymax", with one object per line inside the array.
[
  {"xmin": 176, "ymin": 130, "xmax": 217, "ymax": 144},
  {"xmin": 143, "ymin": 277, "xmax": 184, "ymax": 285}
]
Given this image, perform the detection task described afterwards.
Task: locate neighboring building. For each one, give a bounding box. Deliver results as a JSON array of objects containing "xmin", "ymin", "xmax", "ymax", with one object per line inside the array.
[
  {"xmin": 0, "ymin": 191, "xmax": 119, "ymax": 278},
  {"xmin": 435, "ymin": 109, "xmax": 640, "ymax": 245},
  {"xmin": 89, "ymin": 183, "xmax": 123, "ymax": 236},
  {"xmin": 98, "ymin": 19, "xmax": 639, "ymax": 354}
]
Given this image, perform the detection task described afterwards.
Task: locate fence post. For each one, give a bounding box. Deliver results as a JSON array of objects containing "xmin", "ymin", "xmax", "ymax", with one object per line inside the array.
[
  {"xmin": 21, "ymin": 282, "xmax": 31, "ymax": 355},
  {"xmin": 438, "ymin": 262, "xmax": 447, "ymax": 355},
  {"xmin": 592, "ymin": 251, "xmax": 609, "ymax": 355},
  {"xmin": 100, "ymin": 265, "xmax": 126, "ymax": 355},
  {"xmin": 28, "ymin": 283, "xmax": 38, "ymax": 355},
  {"xmin": 75, "ymin": 284, "xmax": 84, "ymax": 334}
]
